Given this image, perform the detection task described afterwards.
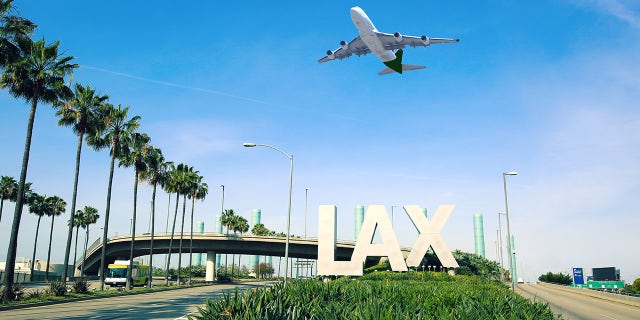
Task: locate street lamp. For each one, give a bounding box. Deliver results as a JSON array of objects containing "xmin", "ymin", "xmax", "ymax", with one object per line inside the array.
[
  {"xmin": 503, "ymin": 171, "xmax": 518, "ymax": 291},
  {"xmin": 305, "ymin": 188, "xmax": 308, "ymax": 238},
  {"xmin": 497, "ymin": 212, "xmax": 505, "ymax": 279},
  {"xmin": 243, "ymin": 142, "xmax": 294, "ymax": 286}
]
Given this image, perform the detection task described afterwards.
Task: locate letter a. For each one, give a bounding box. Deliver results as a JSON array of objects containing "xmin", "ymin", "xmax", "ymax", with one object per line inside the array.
[{"xmin": 351, "ymin": 205, "xmax": 407, "ymax": 272}]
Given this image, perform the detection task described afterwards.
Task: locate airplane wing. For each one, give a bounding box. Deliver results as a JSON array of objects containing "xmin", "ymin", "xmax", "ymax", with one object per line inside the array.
[
  {"xmin": 318, "ymin": 36, "xmax": 371, "ymax": 63},
  {"xmin": 375, "ymin": 32, "xmax": 459, "ymax": 51}
]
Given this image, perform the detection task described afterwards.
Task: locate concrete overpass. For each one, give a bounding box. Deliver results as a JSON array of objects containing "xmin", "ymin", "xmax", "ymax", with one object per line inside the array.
[{"xmin": 78, "ymin": 233, "xmax": 402, "ymax": 276}]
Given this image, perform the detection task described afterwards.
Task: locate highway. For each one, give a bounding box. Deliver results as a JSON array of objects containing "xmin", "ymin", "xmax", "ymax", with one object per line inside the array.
[
  {"xmin": 516, "ymin": 283, "xmax": 640, "ymax": 320},
  {"xmin": 0, "ymin": 281, "xmax": 271, "ymax": 320}
]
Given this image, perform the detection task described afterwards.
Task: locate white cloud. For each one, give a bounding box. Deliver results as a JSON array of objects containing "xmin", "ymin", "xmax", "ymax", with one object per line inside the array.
[{"xmin": 573, "ymin": 0, "xmax": 640, "ymax": 29}]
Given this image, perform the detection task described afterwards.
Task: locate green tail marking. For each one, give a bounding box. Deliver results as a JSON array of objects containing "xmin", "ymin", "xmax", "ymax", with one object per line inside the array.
[{"xmin": 383, "ymin": 49, "xmax": 404, "ymax": 74}]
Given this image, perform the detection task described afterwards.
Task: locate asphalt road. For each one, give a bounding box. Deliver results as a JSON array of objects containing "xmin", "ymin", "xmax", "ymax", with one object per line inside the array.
[
  {"xmin": 0, "ymin": 281, "xmax": 271, "ymax": 320},
  {"xmin": 516, "ymin": 283, "xmax": 640, "ymax": 320}
]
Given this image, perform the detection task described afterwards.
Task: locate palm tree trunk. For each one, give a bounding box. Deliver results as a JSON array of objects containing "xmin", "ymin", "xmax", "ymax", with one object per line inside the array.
[
  {"xmin": 148, "ymin": 182, "xmax": 157, "ymax": 288},
  {"xmin": 99, "ymin": 145, "xmax": 118, "ymax": 291},
  {"xmin": 188, "ymin": 197, "xmax": 194, "ymax": 284},
  {"xmin": 81, "ymin": 227, "xmax": 90, "ymax": 276},
  {"xmin": 163, "ymin": 192, "xmax": 171, "ymax": 279},
  {"xmin": 72, "ymin": 226, "xmax": 80, "ymax": 277},
  {"xmin": 177, "ymin": 194, "xmax": 187, "ymax": 286},
  {"xmin": 61, "ymin": 132, "xmax": 84, "ymax": 284},
  {"xmin": 126, "ymin": 170, "xmax": 139, "ymax": 290},
  {"xmin": 0, "ymin": 199, "xmax": 4, "ymax": 223},
  {"xmin": 29, "ymin": 216, "xmax": 43, "ymax": 281},
  {"xmin": 165, "ymin": 192, "xmax": 179, "ymax": 285},
  {"xmin": 2, "ymin": 95, "xmax": 39, "ymax": 301},
  {"xmin": 45, "ymin": 215, "xmax": 56, "ymax": 281}
]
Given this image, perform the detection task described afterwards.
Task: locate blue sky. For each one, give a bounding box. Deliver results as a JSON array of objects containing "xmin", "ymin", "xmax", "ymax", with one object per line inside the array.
[{"xmin": 1, "ymin": 1, "xmax": 639, "ymax": 282}]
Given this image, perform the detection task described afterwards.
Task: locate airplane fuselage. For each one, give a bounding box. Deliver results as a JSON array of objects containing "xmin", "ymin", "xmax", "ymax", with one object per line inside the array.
[{"xmin": 350, "ymin": 7, "xmax": 396, "ymax": 62}]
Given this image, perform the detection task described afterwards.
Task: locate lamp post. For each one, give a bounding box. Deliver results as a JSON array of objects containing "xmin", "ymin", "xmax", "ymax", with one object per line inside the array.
[
  {"xmin": 503, "ymin": 171, "xmax": 518, "ymax": 291},
  {"xmin": 391, "ymin": 205, "xmax": 396, "ymax": 227},
  {"xmin": 305, "ymin": 188, "xmax": 308, "ymax": 238},
  {"xmin": 220, "ymin": 184, "xmax": 224, "ymax": 278},
  {"xmin": 497, "ymin": 212, "xmax": 505, "ymax": 279},
  {"xmin": 243, "ymin": 142, "xmax": 293, "ymax": 286}
]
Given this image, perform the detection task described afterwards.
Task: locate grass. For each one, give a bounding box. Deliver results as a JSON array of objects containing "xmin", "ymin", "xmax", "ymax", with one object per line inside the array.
[{"xmin": 192, "ymin": 272, "xmax": 559, "ymax": 320}]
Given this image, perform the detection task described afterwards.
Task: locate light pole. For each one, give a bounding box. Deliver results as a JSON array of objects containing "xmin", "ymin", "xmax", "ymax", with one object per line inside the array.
[
  {"xmin": 243, "ymin": 142, "xmax": 294, "ymax": 286},
  {"xmin": 391, "ymin": 205, "xmax": 396, "ymax": 227},
  {"xmin": 305, "ymin": 188, "xmax": 308, "ymax": 238},
  {"xmin": 497, "ymin": 212, "xmax": 505, "ymax": 278},
  {"xmin": 503, "ymin": 171, "xmax": 518, "ymax": 291},
  {"xmin": 221, "ymin": 184, "xmax": 225, "ymax": 277}
]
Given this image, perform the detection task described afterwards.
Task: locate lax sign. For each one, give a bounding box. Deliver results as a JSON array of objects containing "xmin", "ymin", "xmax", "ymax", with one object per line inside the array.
[{"xmin": 317, "ymin": 205, "xmax": 459, "ymax": 276}]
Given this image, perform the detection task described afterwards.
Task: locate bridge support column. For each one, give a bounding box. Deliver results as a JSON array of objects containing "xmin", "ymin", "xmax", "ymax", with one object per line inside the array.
[{"xmin": 206, "ymin": 251, "xmax": 216, "ymax": 281}]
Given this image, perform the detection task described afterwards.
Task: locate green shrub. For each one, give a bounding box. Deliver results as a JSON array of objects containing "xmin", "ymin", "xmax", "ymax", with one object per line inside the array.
[
  {"xmin": 538, "ymin": 272, "xmax": 573, "ymax": 285},
  {"xmin": 72, "ymin": 278, "xmax": 90, "ymax": 294},
  {"xmin": 48, "ymin": 280, "xmax": 67, "ymax": 296},
  {"xmin": 24, "ymin": 289, "xmax": 46, "ymax": 300},
  {"xmin": 192, "ymin": 272, "xmax": 558, "ymax": 319}
]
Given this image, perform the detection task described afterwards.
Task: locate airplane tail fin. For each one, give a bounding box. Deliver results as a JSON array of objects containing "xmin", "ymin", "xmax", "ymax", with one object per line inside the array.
[
  {"xmin": 379, "ymin": 49, "xmax": 425, "ymax": 75},
  {"xmin": 378, "ymin": 64, "xmax": 426, "ymax": 76}
]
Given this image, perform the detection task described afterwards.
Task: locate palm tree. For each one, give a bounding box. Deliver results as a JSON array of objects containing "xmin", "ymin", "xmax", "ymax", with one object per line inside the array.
[
  {"xmin": 80, "ymin": 207, "xmax": 99, "ymax": 277},
  {"xmin": 118, "ymin": 132, "xmax": 150, "ymax": 290},
  {"xmin": 69, "ymin": 209, "xmax": 84, "ymax": 276},
  {"xmin": 28, "ymin": 193, "xmax": 45, "ymax": 281},
  {"xmin": 163, "ymin": 163, "xmax": 180, "ymax": 285},
  {"xmin": 55, "ymin": 83, "xmax": 109, "ymax": 285},
  {"xmin": 44, "ymin": 195, "xmax": 66, "ymax": 281},
  {"xmin": 0, "ymin": 0, "xmax": 36, "ymax": 68},
  {"xmin": 188, "ymin": 176, "xmax": 207, "ymax": 284},
  {"xmin": 220, "ymin": 208, "xmax": 235, "ymax": 275},
  {"xmin": 139, "ymin": 146, "xmax": 168, "ymax": 288},
  {"xmin": 176, "ymin": 164, "xmax": 197, "ymax": 286},
  {"xmin": 86, "ymin": 103, "xmax": 140, "ymax": 290},
  {"xmin": 71, "ymin": 206, "xmax": 97, "ymax": 276},
  {"xmin": 0, "ymin": 175, "xmax": 17, "ymax": 223},
  {"xmin": 235, "ymin": 216, "xmax": 249, "ymax": 278},
  {"xmin": 0, "ymin": 36, "xmax": 77, "ymax": 296}
]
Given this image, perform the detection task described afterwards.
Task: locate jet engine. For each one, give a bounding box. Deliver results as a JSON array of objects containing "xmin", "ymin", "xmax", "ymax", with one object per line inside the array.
[
  {"xmin": 340, "ymin": 40, "xmax": 348, "ymax": 50},
  {"xmin": 326, "ymin": 50, "xmax": 335, "ymax": 59},
  {"xmin": 421, "ymin": 35, "xmax": 430, "ymax": 46},
  {"xmin": 393, "ymin": 32, "xmax": 403, "ymax": 42}
]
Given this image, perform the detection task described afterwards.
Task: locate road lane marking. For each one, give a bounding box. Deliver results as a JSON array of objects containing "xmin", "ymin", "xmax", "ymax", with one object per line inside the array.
[{"xmin": 599, "ymin": 314, "xmax": 618, "ymax": 320}]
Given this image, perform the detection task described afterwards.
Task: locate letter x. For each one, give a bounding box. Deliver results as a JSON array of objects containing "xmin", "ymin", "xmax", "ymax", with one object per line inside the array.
[{"xmin": 404, "ymin": 205, "xmax": 459, "ymax": 268}]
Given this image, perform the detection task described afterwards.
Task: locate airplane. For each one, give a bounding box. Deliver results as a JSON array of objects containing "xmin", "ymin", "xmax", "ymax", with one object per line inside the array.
[{"xmin": 318, "ymin": 6, "xmax": 459, "ymax": 75}]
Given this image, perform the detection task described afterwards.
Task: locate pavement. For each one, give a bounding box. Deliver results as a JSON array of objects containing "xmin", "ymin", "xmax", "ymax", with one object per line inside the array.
[{"xmin": 516, "ymin": 282, "xmax": 640, "ymax": 320}]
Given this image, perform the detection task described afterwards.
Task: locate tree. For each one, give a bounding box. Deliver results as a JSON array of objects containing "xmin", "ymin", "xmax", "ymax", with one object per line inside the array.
[
  {"xmin": 118, "ymin": 132, "xmax": 150, "ymax": 290},
  {"xmin": 44, "ymin": 195, "xmax": 66, "ymax": 281},
  {"xmin": 0, "ymin": 175, "xmax": 17, "ymax": 223},
  {"xmin": 80, "ymin": 206, "xmax": 99, "ymax": 277},
  {"xmin": 188, "ymin": 176, "xmax": 207, "ymax": 284},
  {"xmin": 139, "ymin": 146, "xmax": 168, "ymax": 288},
  {"xmin": 28, "ymin": 193, "xmax": 46, "ymax": 281},
  {"xmin": 175, "ymin": 164, "xmax": 197, "ymax": 286},
  {"xmin": 163, "ymin": 162, "xmax": 180, "ymax": 286},
  {"xmin": 86, "ymin": 103, "xmax": 140, "ymax": 291},
  {"xmin": 252, "ymin": 262, "xmax": 274, "ymax": 279},
  {"xmin": 72, "ymin": 206, "xmax": 97, "ymax": 277},
  {"xmin": 0, "ymin": 0, "xmax": 36, "ymax": 68},
  {"xmin": 251, "ymin": 223, "xmax": 271, "ymax": 236},
  {"xmin": 220, "ymin": 208, "xmax": 235, "ymax": 275},
  {"xmin": 0, "ymin": 35, "xmax": 77, "ymax": 297},
  {"xmin": 234, "ymin": 215, "xmax": 249, "ymax": 278},
  {"xmin": 55, "ymin": 83, "xmax": 109, "ymax": 285}
]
